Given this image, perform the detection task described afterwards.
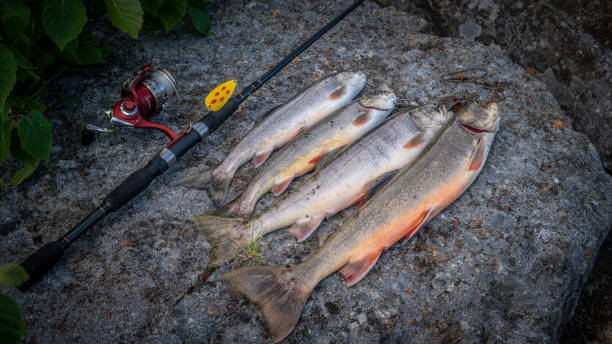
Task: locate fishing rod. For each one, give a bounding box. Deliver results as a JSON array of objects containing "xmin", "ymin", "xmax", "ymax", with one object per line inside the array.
[{"xmin": 17, "ymin": 0, "xmax": 365, "ymax": 290}]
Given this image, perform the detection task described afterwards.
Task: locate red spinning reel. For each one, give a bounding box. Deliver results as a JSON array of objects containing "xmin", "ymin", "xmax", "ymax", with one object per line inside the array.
[{"xmin": 105, "ymin": 65, "xmax": 183, "ymax": 144}]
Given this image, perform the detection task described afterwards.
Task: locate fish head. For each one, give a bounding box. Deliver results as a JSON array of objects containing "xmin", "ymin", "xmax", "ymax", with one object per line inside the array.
[
  {"xmin": 358, "ymin": 84, "xmax": 397, "ymax": 113},
  {"xmin": 457, "ymin": 102, "xmax": 500, "ymax": 134},
  {"xmin": 334, "ymin": 71, "xmax": 367, "ymax": 94},
  {"xmin": 411, "ymin": 104, "xmax": 450, "ymax": 131}
]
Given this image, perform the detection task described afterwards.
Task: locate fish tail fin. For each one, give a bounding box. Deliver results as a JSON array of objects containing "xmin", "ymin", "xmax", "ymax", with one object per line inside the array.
[
  {"xmin": 223, "ymin": 265, "xmax": 311, "ymax": 342},
  {"xmin": 177, "ymin": 168, "xmax": 214, "ymax": 189},
  {"xmin": 178, "ymin": 168, "xmax": 233, "ymax": 206},
  {"xmin": 192, "ymin": 215, "xmax": 247, "ymax": 266}
]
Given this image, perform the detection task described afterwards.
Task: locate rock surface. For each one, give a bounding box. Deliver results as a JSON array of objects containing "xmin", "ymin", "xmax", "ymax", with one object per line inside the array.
[
  {"xmin": 1, "ymin": 1, "xmax": 611, "ymax": 343},
  {"xmin": 384, "ymin": 0, "xmax": 612, "ymax": 173}
]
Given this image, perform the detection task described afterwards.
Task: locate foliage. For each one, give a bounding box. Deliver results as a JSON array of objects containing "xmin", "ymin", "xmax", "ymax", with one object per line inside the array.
[
  {"xmin": 0, "ymin": 0, "xmax": 211, "ymax": 189},
  {"xmin": 0, "ymin": 264, "xmax": 28, "ymax": 344}
]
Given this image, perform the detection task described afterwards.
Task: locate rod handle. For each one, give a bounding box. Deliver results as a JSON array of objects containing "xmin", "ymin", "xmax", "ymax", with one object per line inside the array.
[
  {"xmin": 18, "ymin": 242, "xmax": 64, "ymax": 291},
  {"xmin": 201, "ymin": 97, "xmax": 240, "ymax": 132}
]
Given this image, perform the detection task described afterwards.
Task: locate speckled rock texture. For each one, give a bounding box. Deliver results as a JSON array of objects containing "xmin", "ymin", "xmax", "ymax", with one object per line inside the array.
[
  {"xmin": 387, "ymin": 0, "xmax": 612, "ymax": 172},
  {"xmin": 1, "ymin": 1, "xmax": 611, "ymax": 343}
]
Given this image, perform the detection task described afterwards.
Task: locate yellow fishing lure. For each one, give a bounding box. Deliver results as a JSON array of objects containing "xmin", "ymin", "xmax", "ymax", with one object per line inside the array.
[{"xmin": 205, "ymin": 80, "xmax": 236, "ymax": 111}]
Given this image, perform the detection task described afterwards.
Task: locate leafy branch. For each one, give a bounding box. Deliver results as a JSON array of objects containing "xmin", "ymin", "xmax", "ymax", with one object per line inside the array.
[{"xmin": 0, "ymin": 0, "xmax": 212, "ymax": 189}]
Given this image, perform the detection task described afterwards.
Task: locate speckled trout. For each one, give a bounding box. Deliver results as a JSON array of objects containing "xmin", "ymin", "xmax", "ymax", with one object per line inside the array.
[
  {"xmin": 224, "ymin": 102, "xmax": 500, "ymax": 342},
  {"xmin": 195, "ymin": 103, "xmax": 450, "ymax": 266},
  {"xmin": 206, "ymin": 85, "xmax": 397, "ymax": 218},
  {"xmin": 178, "ymin": 72, "xmax": 366, "ymax": 205}
]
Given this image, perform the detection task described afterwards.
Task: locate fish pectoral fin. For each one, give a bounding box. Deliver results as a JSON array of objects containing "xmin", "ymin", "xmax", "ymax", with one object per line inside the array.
[
  {"xmin": 311, "ymin": 145, "xmax": 346, "ymax": 171},
  {"xmin": 358, "ymin": 170, "xmax": 400, "ymax": 209},
  {"xmin": 287, "ymin": 215, "xmax": 325, "ymax": 242},
  {"xmin": 252, "ymin": 149, "xmax": 273, "ymax": 168},
  {"xmin": 402, "ymin": 206, "xmax": 436, "ymax": 242},
  {"xmin": 339, "ymin": 249, "xmax": 383, "ymax": 287},
  {"xmin": 271, "ymin": 176, "xmax": 295, "ymax": 196},
  {"xmin": 251, "ymin": 104, "xmax": 280, "ymax": 122},
  {"xmin": 469, "ymin": 137, "xmax": 486, "ymax": 171}
]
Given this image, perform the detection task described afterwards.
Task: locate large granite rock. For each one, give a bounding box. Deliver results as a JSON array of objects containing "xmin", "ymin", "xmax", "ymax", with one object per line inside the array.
[
  {"xmin": 1, "ymin": 1, "xmax": 611, "ymax": 343},
  {"xmin": 383, "ymin": 0, "xmax": 612, "ymax": 173}
]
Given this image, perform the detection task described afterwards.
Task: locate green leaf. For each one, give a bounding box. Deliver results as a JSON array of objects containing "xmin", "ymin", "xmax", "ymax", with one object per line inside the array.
[
  {"xmin": 0, "ymin": 118, "xmax": 11, "ymax": 164},
  {"xmin": 142, "ymin": 0, "xmax": 164, "ymax": 16},
  {"xmin": 0, "ymin": 117, "xmax": 9, "ymax": 164},
  {"xmin": 104, "ymin": 0, "xmax": 143, "ymax": 38},
  {"xmin": 9, "ymin": 128, "xmax": 36, "ymax": 165},
  {"xmin": 0, "ymin": 293, "xmax": 25, "ymax": 344},
  {"xmin": 0, "ymin": 264, "xmax": 28, "ymax": 287},
  {"xmin": 17, "ymin": 111, "xmax": 52, "ymax": 160},
  {"xmin": 189, "ymin": 6, "xmax": 210, "ymax": 36},
  {"xmin": 74, "ymin": 33, "xmax": 104, "ymax": 64},
  {"xmin": 0, "ymin": 47, "xmax": 17, "ymax": 114},
  {"xmin": 20, "ymin": 98, "xmax": 47, "ymax": 113},
  {"xmin": 143, "ymin": 11, "xmax": 164, "ymax": 32},
  {"xmin": 158, "ymin": 0, "xmax": 187, "ymax": 32},
  {"xmin": 59, "ymin": 32, "xmax": 104, "ymax": 65},
  {"xmin": 11, "ymin": 161, "xmax": 37, "ymax": 186},
  {"xmin": 9, "ymin": 48, "xmax": 33, "ymax": 71},
  {"xmin": 42, "ymin": 0, "xmax": 87, "ymax": 50},
  {"xmin": 1, "ymin": 0, "xmax": 30, "ymax": 39}
]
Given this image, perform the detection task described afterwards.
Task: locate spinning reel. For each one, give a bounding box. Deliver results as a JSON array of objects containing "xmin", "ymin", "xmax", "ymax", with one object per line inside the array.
[{"xmin": 104, "ymin": 65, "xmax": 183, "ymax": 144}]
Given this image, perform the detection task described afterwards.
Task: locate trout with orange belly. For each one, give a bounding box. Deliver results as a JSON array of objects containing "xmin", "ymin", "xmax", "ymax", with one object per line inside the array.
[
  {"xmin": 223, "ymin": 102, "xmax": 500, "ymax": 342},
  {"xmin": 195, "ymin": 103, "xmax": 450, "ymax": 266}
]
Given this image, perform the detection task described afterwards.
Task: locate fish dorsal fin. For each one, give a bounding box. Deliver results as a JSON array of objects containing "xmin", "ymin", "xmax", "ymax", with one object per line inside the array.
[
  {"xmin": 287, "ymin": 215, "xmax": 325, "ymax": 242},
  {"xmin": 252, "ymin": 148, "xmax": 273, "ymax": 167},
  {"xmin": 271, "ymin": 176, "xmax": 295, "ymax": 196},
  {"xmin": 358, "ymin": 170, "xmax": 399, "ymax": 209},
  {"xmin": 403, "ymin": 206, "xmax": 436, "ymax": 242},
  {"xmin": 469, "ymin": 137, "xmax": 486, "ymax": 171},
  {"xmin": 251, "ymin": 104, "xmax": 281, "ymax": 122},
  {"xmin": 312, "ymin": 145, "xmax": 346, "ymax": 171},
  {"xmin": 339, "ymin": 249, "xmax": 383, "ymax": 286}
]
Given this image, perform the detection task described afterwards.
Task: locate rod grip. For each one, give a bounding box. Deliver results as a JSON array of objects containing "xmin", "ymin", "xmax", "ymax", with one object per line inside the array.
[
  {"xmin": 18, "ymin": 241, "xmax": 64, "ymax": 291},
  {"xmin": 105, "ymin": 158, "xmax": 166, "ymax": 212},
  {"xmin": 201, "ymin": 97, "xmax": 239, "ymax": 132}
]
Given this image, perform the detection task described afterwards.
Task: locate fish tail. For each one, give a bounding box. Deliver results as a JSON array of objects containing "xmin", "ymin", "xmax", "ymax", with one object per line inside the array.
[
  {"xmin": 223, "ymin": 265, "xmax": 311, "ymax": 342},
  {"xmin": 192, "ymin": 215, "xmax": 247, "ymax": 266},
  {"xmin": 177, "ymin": 168, "xmax": 214, "ymax": 189},
  {"xmin": 178, "ymin": 168, "xmax": 233, "ymax": 206}
]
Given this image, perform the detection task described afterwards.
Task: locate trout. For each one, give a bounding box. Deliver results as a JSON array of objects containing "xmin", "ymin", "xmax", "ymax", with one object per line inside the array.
[
  {"xmin": 224, "ymin": 102, "xmax": 500, "ymax": 342},
  {"xmin": 179, "ymin": 72, "xmax": 367, "ymax": 205},
  {"xmin": 195, "ymin": 103, "xmax": 450, "ymax": 266},
  {"xmin": 207, "ymin": 85, "xmax": 397, "ymax": 218}
]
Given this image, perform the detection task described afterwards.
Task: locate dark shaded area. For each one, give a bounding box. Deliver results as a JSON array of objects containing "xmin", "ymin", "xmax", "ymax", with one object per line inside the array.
[{"xmin": 562, "ymin": 234, "xmax": 612, "ymax": 343}]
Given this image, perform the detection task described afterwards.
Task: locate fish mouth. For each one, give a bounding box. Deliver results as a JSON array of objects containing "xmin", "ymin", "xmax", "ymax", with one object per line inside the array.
[
  {"xmin": 363, "ymin": 105, "xmax": 394, "ymax": 111},
  {"xmin": 461, "ymin": 123, "xmax": 490, "ymax": 133}
]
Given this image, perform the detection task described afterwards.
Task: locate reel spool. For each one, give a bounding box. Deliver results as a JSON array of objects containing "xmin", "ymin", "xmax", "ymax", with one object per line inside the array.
[{"xmin": 106, "ymin": 65, "xmax": 183, "ymax": 144}]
